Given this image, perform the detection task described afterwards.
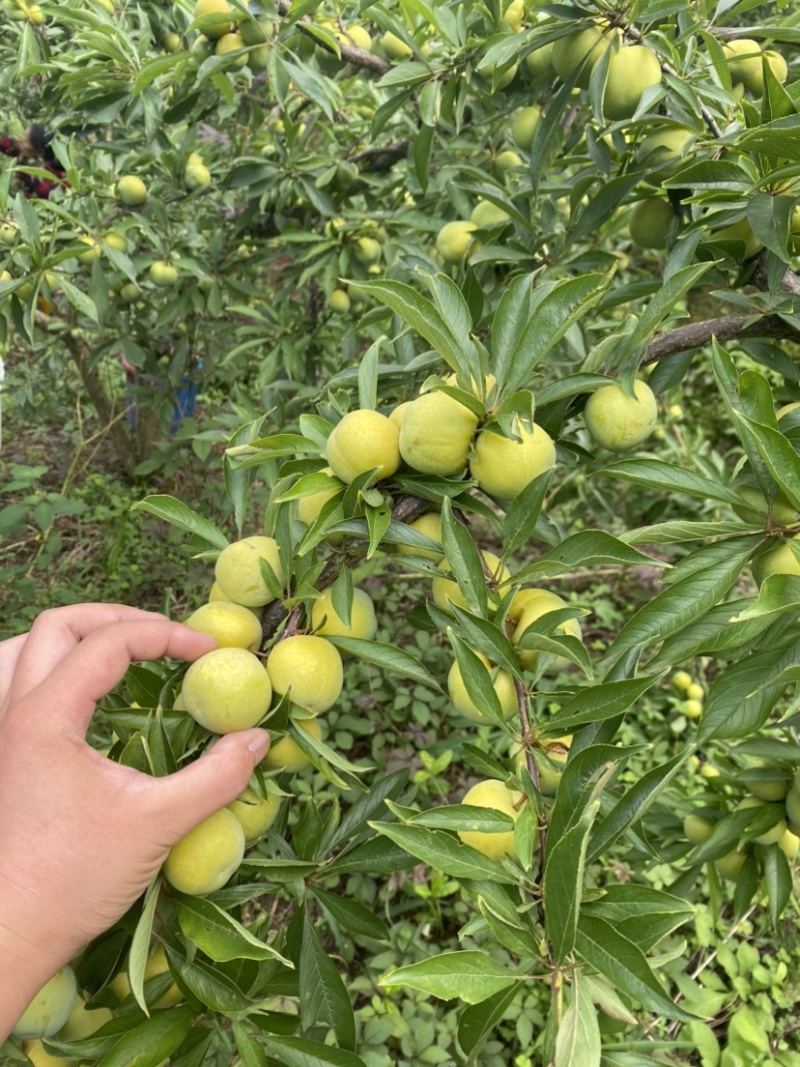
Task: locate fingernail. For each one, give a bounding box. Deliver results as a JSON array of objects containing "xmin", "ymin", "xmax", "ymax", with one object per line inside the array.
[{"xmin": 248, "ymin": 730, "xmax": 270, "ymax": 762}]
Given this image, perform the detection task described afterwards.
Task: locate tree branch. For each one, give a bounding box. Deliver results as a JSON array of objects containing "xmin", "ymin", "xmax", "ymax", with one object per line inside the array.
[
  {"xmin": 644, "ymin": 312, "xmax": 800, "ymax": 364},
  {"xmin": 275, "ymin": 0, "xmax": 391, "ymax": 75},
  {"xmin": 347, "ymin": 140, "xmax": 409, "ymax": 172}
]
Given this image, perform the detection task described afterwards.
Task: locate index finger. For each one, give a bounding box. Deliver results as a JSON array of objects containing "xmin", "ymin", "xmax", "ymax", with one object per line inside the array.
[
  {"xmin": 18, "ymin": 619, "xmax": 216, "ymax": 736},
  {"xmin": 4, "ymin": 604, "xmax": 168, "ymax": 707}
]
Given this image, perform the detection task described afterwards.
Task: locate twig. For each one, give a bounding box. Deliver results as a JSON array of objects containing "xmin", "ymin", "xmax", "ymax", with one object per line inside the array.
[
  {"xmin": 347, "ymin": 140, "xmax": 409, "ymax": 172},
  {"xmin": 275, "ymin": 0, "xmax": 391, "ymax": 75},
  {"xmin": 643, "ymin": 311, "xmax": 800, "ymax": 364},
  {"xmin": 515, "ymin": 677, "xmax": 549, "ymax": 871}
]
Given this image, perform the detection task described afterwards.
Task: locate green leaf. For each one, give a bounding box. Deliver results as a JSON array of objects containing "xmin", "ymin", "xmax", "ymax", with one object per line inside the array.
[
  {"xmin": 647, "ymin": 596, "xmax": 772, "ymax": 669},
  {"xmin": 554, "ymin": 971, "xmax": 601, "ymax": 1067},
  {"xmin": 587, "ymin": 749, "xmax": 689, "ymax": 862},
  {"xmin": 357, "ymin": 336, "xmax": 382, "ymax": 412},
  {"xmin": 58, "ymin": 275, "xmax": 100, "ymax": 322},
  {"xmin": 763, "ymin": 846, "xmax": 793, "ymax": 926},
  {"xmin": 174, "ymin": 894, "xmax": 292, "ymax": 965},
  {"xmin": 300, "ymin": 912, "xmax": 356, "ymax": 1051},
  {"xmin": 129, "ymin": 876, "xmax": 161, "ymax": 1014},
  {"xmin": 747, "ymin": 193, "xmax": 793, "ymax": 263},
  {"xmin": 729, "ymin": 574, "xmax": 800, "ymax": 621},
  {"xmin": 130, "ymin": 495, "xmax": 229, "ymax": 550},
  {"xmin": 603, "ymin": 458, "xmax": 745, "ymax": 507},
  {"xmin": 545, "ymin": 801, "xmax": 601, "ymax": 965},
  {"xmin": 622, "ymin": 519, "xmax": 754, "ymax": 545},
  {"xmin": 167, "ymin": 949, "xmax": 251, "ymax": 1012},
  {"xmin": 698, "ymin": 640, "xmax": 800, "ymax": 741},
  {"xmin": 322, "ymin": 769, "xmax": 410, "ymax": 853},
  {"xmin": 605, "ymin": 537, "xmax": 759, "ymax": 666},
  {"xmin": 575, "ymin": 915, "xmax": 693, "ymax": 1022},
  {"xmin": 365, "ymin": 501, "xmax": 392, "ymax": 560},
  {"xmin": 494, "ymin": 274, "xmax": 609, "ymax": 396},
  {"xmin": 501, "ymin": 469, "xmax": 553, "ymax": 558},
  {"xmin": 448, "ymin": 606, "xmax": 521, "ymax": 679},
  {"xmin": 448, "ymin": 631, "xmax": 509, "ymax": 727},
  {"xmin": 95, "ymin": 1006, "xmax": 195, "ymax": 1067},
  {"xmin": 440, "ymin": 497, "xmax": 489, "ymax": 617},
  {"xmin": 264, "ymin": 1035, "xmax": 368, "ymax": 1067},
  {"xmin": 381, "ymin": 951, "xmax": 519, "ymax": 1005},
  {"xmin": 547, "ymin": 676, "xmax": 662, "ymax": 732},
  {"xmin": 323, "ymin": 637, "xmax": 441, "ymax": 692},
  {"xmin": 514, "ymin": 531, "xmax": 662, "ymax": 583},
  {"xmin": 406, "ymin": 803, "xmax": 514, "ymax": 833},
  {"xmin": 581, "ymin": 886, "xmax": 696, "ymax": 952},
  {"xmin": 549, "ymin": 746, "xmax": 635, "ymax": 843},
  {"xmin": 369, "ymin": 822, "xmax": 519, "ymax": 883},
  {"xmin": 312, "ymin": 887, "xmax": 389, "ymax": 941},
  {"xmin": 350, "ymin": 278, "xmax": 477, "ymax": 379},
  {"xmin": 457, "ymin": 984, "xmax": 522, "ymax": 1065}
]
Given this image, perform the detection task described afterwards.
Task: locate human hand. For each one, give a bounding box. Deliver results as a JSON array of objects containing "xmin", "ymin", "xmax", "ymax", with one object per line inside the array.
[{"xmin": 0, "ymin": 604, "xmax": 270, "ymax": 1040}]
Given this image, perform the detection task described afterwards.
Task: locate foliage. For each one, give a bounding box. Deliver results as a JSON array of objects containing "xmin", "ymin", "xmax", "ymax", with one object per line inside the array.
[{"xmin": 7, "ymin": 0, "xmax": 800, "ymax": 1065}]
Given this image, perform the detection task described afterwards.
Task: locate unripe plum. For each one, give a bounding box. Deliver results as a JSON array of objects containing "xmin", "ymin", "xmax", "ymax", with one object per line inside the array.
[
  {"xmin": 12, "ymin": 966, "xmax": 77, "ymax": 1039},
  {"xmin": 227, "ymin": 786, "xmax": 282, "ymax": 843},
  {"xmin": 469, "ymin": 418, "xmax": 556, "ymax": 501},
  {"xmin": 163, "ymin": 808, "xmax": 245, "ymax": 895},
  {"xmin": 584, "ymin": 379, "xmax": 658, "ymax": 452},
  {"xmin": 326, "ymin": 409, "xmax": 401, "ymax": 485},
  {"xmin": 262, "ymin": 718, "xmax": 322, "ymax": 773},
  {"xmin": 311, "ymin": 587, "xmax": 378, "ymax": 647},
  {"xmin": 185, "ymin": 601, "xmax": 262, "ymax": 651},
  {"xmin": 399, "ymin": 390, "xmax": 479, "ymax": 476},
  {"xmin": 182, "ymin": 647, "xmax": 272, "ymax": 733},
  {"xmin": 457, "ymin": 779, "xmax": 524, "ymax": 862},
  {"xmin": 214, "ymin": 535, "xmax": 284, "ymax": 607},
  {"xmin": 267, "ymin": 635, "xmax": 343, "ymax": 714}
]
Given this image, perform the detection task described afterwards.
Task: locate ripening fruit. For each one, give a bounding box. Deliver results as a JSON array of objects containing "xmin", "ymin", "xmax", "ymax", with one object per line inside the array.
[
  {"xmin": 457, "ymin": 779, "xmax": 524, "ymax": 861},
  {"xmin": 737, "ymin": 796, "xmax": 787, "ymax": 845},
  {"xmin": 262, "ymin": 718, "xmax": 322, "ymax": 773},
  {"xmin": 103, "ymin": 231, "xmax": 128, "ymax": 253},
  {"xmin": 672, "ymin": 670, "xmax": 693, "ymax": 692},
  {"xmin": 195, "ymin": 0, "xmax": 233, "ymax": 38},
  {"xmin": 684, "ymin": 700, "xmax": 703, "ymax": 719},
  {"xmin": 59, "ymin": 996, "xmax": 114, "ymax": 1040},
  {"xmin": 511, "ymin": 106, "xmax": 541, "ymax": 152},
  {"xmin": 329, "ymin": 288, "xmax": 351, "ymax": 313},
  {"xmin": 714, "ymin": 218, "xmax": 762, "ymax": 258},
  {"xmin": 432, "ymin": 551, "xmax": 512, "ymax": 615},
  {"xmin": 436, "ymin": 220, "xmax": 477, "ymax": 265},
  {"xmin": 184, "ymin": 601, "xmax": 262, "ymax": 651},
  {"xmin": 396, "ymin": 512, "xmax": 444, "ymax": 561},
  {"xmin": 216, "ymin": 31, "xmax": 247, "ymax": 65},
  {"xmin": 779, "ymin": 826, "xmax": 800, "ymax": 860},
  {"xmin": 338, "ymin": 24, "xmax": 371, "ymax": 50},
  {"xmin": 744, "ymin": 762, "xmax": 791, "ymax": 802},
  {"xmin": 513, "ymin": 590, "xmax": 582, "ymax": 670},
  {"xmin": 115, "ymin": 175, "xmax": 148, "ymax": 207},
  {"xmin": 715, "ymin": 849, "xmax": 747, "ymax": 880},
  {"xmin": 584, "ymin": 380, "xmax": 658, "ymax": 452},
  {"xmin": 447, "ymin": 653, "xmax": 517, "ymax": 724},
  {"xmin": 602, "ymin": 45, "xmax": 662, "ymax": 121},
  {"xmin": 469, "ymin": 418, "xmax": 556, "ymax": 501},
  {"xmin": 494, "ymin": 149, "xmax": 523, "ymax": 174},
  {"xmin": 311, "ymin": 587, "xmax": 378, "ymax": 646},
  {"xmin": 785, "ymin": 786, "xmax": 800, "ymax": 830},
  {"xmin": 76, "ymin": 236, "xmax": 101, "ymax": 264},
  {"xmin": 149, "ymin": 260, "xmax": 178, "ymax": 287},
  {"xmin": 388, "ymin": 401, "xmax": 411, "ymax": 432},
  {"xmin": 699, "ymin": 763, "xmax": 721, "ymax": 779},
  {"xmin": 502, "ymin": 0, "xmax": 524, "ymax": 32},
  {"xmin": 723, "ymin": 38, "xmax": 762, "ymax": 86},
  {"xmin": 684, "ymin": 813, "xmax": 715, "ymax": 845},
  {"xmin": 182, "ymin": 647, "xmax": 272, "ymax": 733},
  {"xmin": 382, "ymin": 31, "xmax": 413, "ymax": 59},
  {"xmin": 745, "ymin": 49, "xmax": 788, "ymax": 95},
  {"xmin": 526, "ymin": 45, "xmax": 555, "ymax": 83},
  {"xmin": 296, "ymin": 467, "xmax": 344, "ymax": 544},
  {"xmin": 685, "ymin": 683, "xmax": 704, "ymax": 701},
  {"xmin": 12, "ymin": 967, "xmax": 77, "ymax": 1039},
  {"xmin": 353, "ymin": 236, "xmax": 382, "ymax": 264},
  {"xmin": 163, "ymin": 808, "xmax": 245, "ymax": 895},
  {"xmin": 267, "ymin": 635, "xmax": 343, "ymax": 714},
  {"xmin": 109, "ymin": 945, "xmax": 182, "ymax": 1007},
  {"xmin": 552, "ymin": 23, "xmax": 614, "ymax": 88},
  {"xmin": 470, "ymin": 200, "xmax": 510, "ymax": 228},
  {"xmin": 326, "ymin": 409, "xmax": 401, "ymax": 485},
  {"xmin": 185, "ymin": 162, "xmax": 211, "ymax": 190},
  {"xmin": 629, "ymin": 197, "xmax": 675, "ymax": 249},
  {"xmin": 637, "ymin": 126, "xmax": 696, "ymax": 180},
  {"xmin": 731, "ymin": 483, "xmax": 799, "ymax": 527},
  {"xmin": 533, "ymin": 735, "xmax": 572, "ymax": 795},
  {"xmin": 227, "ymin": 786, "xmax": 281, "ymax": 843},
  {"xmin": 120, "ymin": 282, "xmax": 140, "ymax": 302},
  {"xmin": 214, "ymin": 535, "xmax": 284, "ymax": 607},
  {"xmin": 752, "ymin": 535, "xmax": 800, "ymax": 586},
  {"xmin": 399, "ymin": 390, "xmax": 479, "ymax": 476},
  {"xmin": 240, "ymin": 15, "xmax": 272, "ymax": 45}
]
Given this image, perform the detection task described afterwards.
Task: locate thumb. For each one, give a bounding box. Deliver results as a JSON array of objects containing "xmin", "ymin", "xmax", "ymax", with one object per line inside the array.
[{"xmin": 149, "ymin": 729, "xmax": 270, "ymax": 842}]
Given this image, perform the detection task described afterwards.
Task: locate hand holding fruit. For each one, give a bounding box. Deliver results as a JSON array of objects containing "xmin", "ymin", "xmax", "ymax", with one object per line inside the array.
[{"xmin": 0, "ymin": 604, "xmax": 270, "ymax": 1042}]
